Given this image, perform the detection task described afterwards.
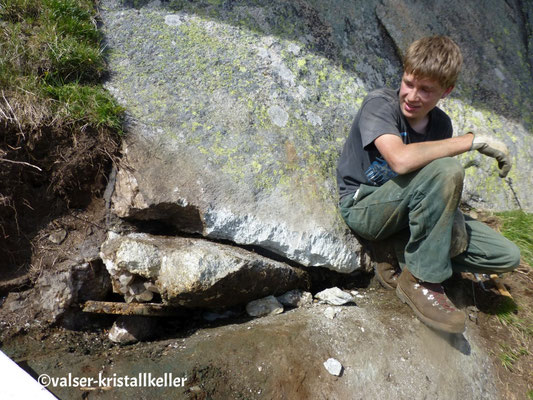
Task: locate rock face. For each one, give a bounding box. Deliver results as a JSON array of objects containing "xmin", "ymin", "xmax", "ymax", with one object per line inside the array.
[
  {"xmin": 99, "ymin": 0, "xmax": 533, "ymax": 275},
  {"xmin": 100, "ymin": 232, "xmax": 308, "ymax": 308}
]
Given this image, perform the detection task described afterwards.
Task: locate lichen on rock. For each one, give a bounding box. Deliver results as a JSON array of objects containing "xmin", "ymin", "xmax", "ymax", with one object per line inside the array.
[{"xmin": 100, "ymin": 0, "xmax": 532, "ymax": 277}]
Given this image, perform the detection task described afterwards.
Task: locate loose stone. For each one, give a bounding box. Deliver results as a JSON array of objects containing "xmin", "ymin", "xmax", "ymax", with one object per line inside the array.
[
  {"xmin": 276, "ymin": 289, "xmax": 313, "ymax": 307},
  {"xmin": 323, "ymin": 358, "xmax": 343, "ymax": 376},
  {"xmin": 108, "ymin": 316, "xmax": 156, "ymax": 344},
  {"xmin": 48, "ymin": 229, "xmax": 67, "ymax": 244},
  {"xmin": 315, "ymin": 287, "xmax": 354, "ymax": 306},
  {"xmin": 323, "ymin": 306, "xmax": 338, "ymax": 319},
  {"xmin": 246, "ymin": 295, "xmax": 284, "ymax": 317}
]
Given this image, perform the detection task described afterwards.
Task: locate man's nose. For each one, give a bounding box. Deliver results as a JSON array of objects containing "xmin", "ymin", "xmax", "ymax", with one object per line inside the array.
[{"xmin": 407, "ymin": 88, "xmax": 419, "ymax": 102}]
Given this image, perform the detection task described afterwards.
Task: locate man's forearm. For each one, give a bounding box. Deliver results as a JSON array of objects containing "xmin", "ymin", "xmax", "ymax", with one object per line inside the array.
[{"xmin": 375, "ymin": 133, "xmax": 474, "ymax": 175}]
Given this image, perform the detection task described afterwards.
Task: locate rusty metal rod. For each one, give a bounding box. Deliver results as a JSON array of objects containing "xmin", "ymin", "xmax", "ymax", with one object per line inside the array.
[{"xmin": 82, "ymin": 300, "xmax": 185, "ymax": 316}]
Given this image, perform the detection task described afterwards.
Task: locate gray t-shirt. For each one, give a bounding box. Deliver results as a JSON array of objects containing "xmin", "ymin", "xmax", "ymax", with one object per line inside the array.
[{"xmin": 336, "ymin": 88, "xmax": 453, "ymax": 200}]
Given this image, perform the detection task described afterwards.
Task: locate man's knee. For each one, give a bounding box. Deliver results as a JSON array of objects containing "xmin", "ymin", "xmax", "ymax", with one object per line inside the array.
[
  {"xmin": 489, "ymin": 240, "xmax": 521, "ymax": 274},
  {"xmin": 420, "ymin": 158, "xmax": 464, "ymax": 199},
  {"xmin": 426, "ymin": 157, "xmax": 465, "ymax": 182},
  {"xmin": 502, "ymin": 241, "xmax": 521, "ymax": 272}
]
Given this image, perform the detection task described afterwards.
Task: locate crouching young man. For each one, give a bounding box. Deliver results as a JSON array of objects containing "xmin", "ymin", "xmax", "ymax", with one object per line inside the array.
[{"xmin": 336, "ymin": 36, "xmax": 520, "ymax": 334}]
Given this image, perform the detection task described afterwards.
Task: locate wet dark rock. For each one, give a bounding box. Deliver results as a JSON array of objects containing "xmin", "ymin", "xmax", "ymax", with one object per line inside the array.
[{"xmin": 108, "ymin": 316, "xmax": 157, "ymax": 344}]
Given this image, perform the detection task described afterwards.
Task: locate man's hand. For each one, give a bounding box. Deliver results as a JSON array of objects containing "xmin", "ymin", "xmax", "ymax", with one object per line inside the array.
[{"xmin": 469, "ymin": 133, "xmax": 511, "ymax": 177}]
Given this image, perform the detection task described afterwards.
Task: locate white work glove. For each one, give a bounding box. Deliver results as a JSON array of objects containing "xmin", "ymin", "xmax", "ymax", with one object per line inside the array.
[{"xmin": 469, "ymin": 132, "xmax": 511, "ymax": 178}]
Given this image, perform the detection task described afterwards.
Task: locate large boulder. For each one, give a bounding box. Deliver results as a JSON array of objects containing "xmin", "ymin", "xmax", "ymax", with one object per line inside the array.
[
  {"xmin": 99, "ymin": 0, "xmax": 533, "ymax": 273},
  {"xmin": 100, "ymin": 232, "xmax": 309, "ymax": 307}
]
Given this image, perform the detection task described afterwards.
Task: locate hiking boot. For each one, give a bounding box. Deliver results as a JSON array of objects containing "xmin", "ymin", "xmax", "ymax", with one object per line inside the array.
[
  {"xmin": 396, "ymin": 268, "xmax": 466, "ymax": 334},
  {"xmin": 374, "ymin": 262, "xmax": 401, "ymax": 290}
]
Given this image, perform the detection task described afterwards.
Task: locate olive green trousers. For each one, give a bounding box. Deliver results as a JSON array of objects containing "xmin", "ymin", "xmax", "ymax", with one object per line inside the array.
[{"xmin": 340, "ymin": 158, "xmax": 520, "ymax": 283}]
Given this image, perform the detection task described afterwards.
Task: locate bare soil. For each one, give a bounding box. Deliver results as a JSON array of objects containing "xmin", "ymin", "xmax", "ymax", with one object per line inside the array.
[
  {"xmin": 456, "ymin": 266, "xmax": 533, "ymax": 399},
  {"xmin": 0, "ymin": 125, "xmax": 118, "ymax": 283},
  {"xmin": 473, "ymin": 214, "xmax": 533, "ymax": 400}
]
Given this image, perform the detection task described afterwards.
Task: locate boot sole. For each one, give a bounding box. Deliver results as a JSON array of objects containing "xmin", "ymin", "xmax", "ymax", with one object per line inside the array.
[{"xmin": 396, "ymin": 284, "xmax": 465, "ymax": 334}]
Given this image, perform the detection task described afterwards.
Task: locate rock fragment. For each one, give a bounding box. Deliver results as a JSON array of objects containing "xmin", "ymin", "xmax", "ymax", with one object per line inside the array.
[
  {"xmin": 108, "ymin": 316, "xmax": 156, "ymax": 344},
  {"xmin": 277, "ymin": 289, "xmax": 313, "ymax": 307},
  {"xmin": 246, "ymin": 295, "xmax": 284, "ymax": 317},
  {"xmin": 315, "ymin": 287, "xmax": 354, "ymax": 306},
  {"xmin": 323, "ymin": 358, "xmax": 343, "ymax": 376},
  {"xmin": 48, "ymin": 229, "xmax": 67, "ymax": 244},
  {"xmin": 323, "ymin": 306, "xmax": 338, "ymax": 319}
]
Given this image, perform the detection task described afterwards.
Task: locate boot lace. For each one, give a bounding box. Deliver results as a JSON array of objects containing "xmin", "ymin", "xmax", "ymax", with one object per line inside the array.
[{"xmin": 420, "ymin": 283, "xmax": 458, "ymax": 313}]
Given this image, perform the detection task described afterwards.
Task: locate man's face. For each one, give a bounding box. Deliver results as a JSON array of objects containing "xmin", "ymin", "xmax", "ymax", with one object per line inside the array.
[{"xmin": 399, "ymin": 72, "xmax": 453, "ymax": 126}]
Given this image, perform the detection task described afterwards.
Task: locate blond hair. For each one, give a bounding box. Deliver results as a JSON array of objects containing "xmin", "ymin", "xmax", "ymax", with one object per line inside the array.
[{"xmin": 403, "ymin": 36, "xmax": 463, "ymax": 89}]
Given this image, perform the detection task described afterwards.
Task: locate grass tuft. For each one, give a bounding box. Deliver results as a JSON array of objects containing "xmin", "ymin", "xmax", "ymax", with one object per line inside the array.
[
  {"xmin": 498, "ymin": 344, "xmax": 529, "ymax": 371},
  {"xmin": 44, "ymin": 83, "xmax": 124, "ymax": 131},
  {"xmin": 0, "ymin": 0, "xmax": 123, "ymax": 134},
  {"xmin": 494, "ymin": 296, "xmax": 533, "ymax": 337},
  {"xmin": 495, "ymin": 211, "xmax": 533, "ymax": 267}
]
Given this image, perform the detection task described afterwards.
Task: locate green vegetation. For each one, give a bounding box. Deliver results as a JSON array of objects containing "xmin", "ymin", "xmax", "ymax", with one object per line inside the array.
[
  {"xmin": 484, "ymin": 211, "xmax": 533, "ymax": 395},
  {"xmin": 494, "ymin": 296, "xmax": 533, "ymax": 337},
  {"xmin": 496, "ymin": 210, "xmax": 533, "ymax": 267},
  {"xmin": 0, "ymin": 0, "xmax": 123, "ymax": 133},
  {"xmin": 498, "ymin": 344, "xmax": 529, "ymax": 371}
]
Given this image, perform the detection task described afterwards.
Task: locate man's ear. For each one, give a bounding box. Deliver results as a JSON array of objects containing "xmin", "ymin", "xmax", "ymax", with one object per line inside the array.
[{"xmin": 441, "ymin": 86, "xmax": 454, "ymax": 98}]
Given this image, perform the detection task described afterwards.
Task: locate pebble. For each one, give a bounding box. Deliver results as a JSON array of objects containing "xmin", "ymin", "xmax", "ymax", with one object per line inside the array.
[
  {"xmin": 323, "ymin": 358, "xmax": 343, "ymax": 376},
  {"xmin": 246, "ymin": 295, "xmax": 284, "ymax": 317},
  {"xmin": 277, "ymin": 289, "xmax": 313, "ymax": 307},
  {"xmin": 48, "ymin": 229, "xmax": 67, "ymax": 244},
  {"xmin": 108, "ymin": 316, "xmax": 155, "ymax": 344},
  {"xmin": 315, "ymin": 287, "xmax": 354, "ymax": 306},
  {"xmin": 323, "ymin": 307, "xmax": 337, "ymax": 319}
]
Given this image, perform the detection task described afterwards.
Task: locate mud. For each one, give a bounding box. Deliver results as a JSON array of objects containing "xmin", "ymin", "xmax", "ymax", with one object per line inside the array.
[{"xmin": 1, "ymin": 283, "xmax": 512, "ymax": 400}]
